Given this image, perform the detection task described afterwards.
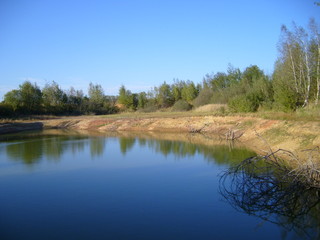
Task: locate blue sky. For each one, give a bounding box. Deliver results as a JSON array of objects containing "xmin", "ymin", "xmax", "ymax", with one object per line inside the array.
[{"xmin": 0, "ymin": 0, "xmax": 319, "ymax": 99}]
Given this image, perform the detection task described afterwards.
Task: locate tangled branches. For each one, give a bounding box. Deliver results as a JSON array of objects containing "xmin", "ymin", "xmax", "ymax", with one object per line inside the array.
[{"xmin": 219, "ymin": 148, "xmax": 320, "ymax": 239}]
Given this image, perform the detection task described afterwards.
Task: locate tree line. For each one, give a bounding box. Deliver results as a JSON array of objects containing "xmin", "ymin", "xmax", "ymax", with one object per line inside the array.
[{"xmin": 1, "ymin": 19, "xmax": 319, "ymax": 117}]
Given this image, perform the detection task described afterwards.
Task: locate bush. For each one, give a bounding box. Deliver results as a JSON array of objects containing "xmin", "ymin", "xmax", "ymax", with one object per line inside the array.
[
  {"xmin": 0, "ymin": 103, "xmax": 14, "ymax": 117},
  {"xmin": 273, "ymin": 87, "xmax": 300, "ymax": 112},
  {"xmin": 171, "ymin": 100, "xmax": 192, "ymax": 112},
  {"xmin": 137, "ymin": 101, "xmax": 159, "ymax": 113},
  {"xmin": 228, "ymin": 93, "xmax": 260, "ymax": 112},
  {"xmin": 193, "ymin": 88, "xmax": 213, "ymax": 107}
]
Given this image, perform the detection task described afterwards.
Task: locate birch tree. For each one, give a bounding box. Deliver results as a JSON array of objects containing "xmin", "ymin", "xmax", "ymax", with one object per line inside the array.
[
  {"xmin": 275, "ymin": 20, "xmax": 319, "ymax": 108},
  {"xmin": 309, "ymin": 18, "xmax": 320, "ymax": 104}
]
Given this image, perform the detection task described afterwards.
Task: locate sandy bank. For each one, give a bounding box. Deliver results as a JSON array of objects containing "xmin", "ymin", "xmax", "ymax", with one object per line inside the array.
[
  {"xmin": 1, "ymin": 115, "xmax": 319, "ymax": 158},
  {"xmin": 40, "ymin": 115, "xmax": 320, "ymax": 155}
]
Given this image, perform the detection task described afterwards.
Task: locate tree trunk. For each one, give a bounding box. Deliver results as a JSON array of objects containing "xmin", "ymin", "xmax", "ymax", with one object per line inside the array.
[
  {"xmin": 302, "ymin": 45, "xmax": 312, "ymax": 107},
  {"xmin": 315, "ymin": 43, "xmax": 320, "ymax": 105}
]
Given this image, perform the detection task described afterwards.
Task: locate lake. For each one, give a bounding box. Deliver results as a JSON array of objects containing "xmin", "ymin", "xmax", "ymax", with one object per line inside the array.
[{"xmin": 0, "ymin": 130, "xmax": 319, "ymax": 240}]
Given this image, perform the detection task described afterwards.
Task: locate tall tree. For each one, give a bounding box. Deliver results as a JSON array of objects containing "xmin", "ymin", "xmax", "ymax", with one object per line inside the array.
[
  {"xmin": 42, "ymin": 81, "xmax": 66, "ymax": 107},
  {"xmin": 181, "ymin": 81, "xmax": 198, "ymax": 102},
  {"xmin": 117, "ymin": 85, "xmax": 137, "ymax": 110},
  {"xmin": 274, "ymin": 23, "xmax": 311, "ymax": 109},
  {"xmin": 88, "ymin": 82, "xmax": 104, "ymax": 105},
  {"xmin": 309, "ymin": 18, "xmax": 320, "ymax": 104},
  {"xmin": 155, "ymin": 82, "xmax": 174, "ymax": 108},
  {"xmin": 4, "ymin": 90, "xmax": 20, "ymax": 111},
  {"xmin": 19, "ymin": 81, "xmax": 42, "ymax": 113},
  {"xmin": 138, "ymin": 91, "xmax": 148, "ymax": 109}
]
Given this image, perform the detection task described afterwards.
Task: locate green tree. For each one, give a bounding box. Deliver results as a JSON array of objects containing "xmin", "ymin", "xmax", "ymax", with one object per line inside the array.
[
  {"xmin": 4, "ymin": 89, "xmax": 20, "ymax": 111},
  {"xmin": 181, "ymin": 81, "xmax": 198, "ymax": 102},
  {"xmin": 88, "ymin": 82, "xmax": 104, "ymax": 105},
  {"xmin": 171, "ymin": 79, "xmax": 185, "ymax": 102},
  {"xmin": 241, "ymin": 65, "xmax": 264, "ymax": 87},
  {"xmin": 19, "ymin": 81, "xmax": 42, "ymax": 113},
  {"xmin": 155, "ymin": 82, "xmax": 174, "ymax": 108},
  {"xmin": 210, "ymin": 72, "xmax": 229, "ymax": 90},
  {"xmin": 117, "ymin": 85, "xmax": 137, "ymax": 110},
  {"xmin": 66, "ymin": 87, "xmax": 84, "ymax": 114},
  {"xmin": 309, "ymin": 18, "xmax": 320, "ymax": 104},
  {"xmin": 273, "ymin": 62, "xmax": 299, "ymax": 111},
  {"xmin": 138, "ymin": 91, "xmax": 148, "ymax": 109},
  {"xmin": 42, "ymin": 81, "xmax": 67, "ymax": 113},
  {"xmin": 118, "ymin": 85, "xmax": 129, "ymax": 106},
  {"xmin": 274, "ymin": 22, "xmax": 319, "ymax": 108},
  {"xmin": 88, "ymin": 83, "xmax": 105, "ymax": 113},
  {"xmin": 193, "ymin": 87, "xmax": 213, "ymax": 107}
]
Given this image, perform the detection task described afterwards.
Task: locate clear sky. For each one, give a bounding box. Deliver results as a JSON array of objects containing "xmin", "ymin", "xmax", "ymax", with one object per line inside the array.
[{"xmin": 0, "ymin": 0, "xmax": 319, "ymax": 99}]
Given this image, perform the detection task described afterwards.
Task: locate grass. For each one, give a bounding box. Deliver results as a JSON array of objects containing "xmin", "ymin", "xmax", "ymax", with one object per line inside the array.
[
  {"xmin": 263, "ymin": 127, "xmax": 291, "ymax": 144},
  {"xmin": 1, "ymin": 104, "xmax": 319, "ymax": 122},
  {"xmin": 300, "ymin": 134, "xmax": 317, "ymax": 147},
  {"xmin": 100, "ymin": 109, "xmax": 319, "ymax": 122}
]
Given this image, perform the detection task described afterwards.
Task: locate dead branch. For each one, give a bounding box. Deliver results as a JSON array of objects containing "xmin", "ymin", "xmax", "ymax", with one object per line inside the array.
[{"xmin": 219, "ymin": 147, "xmax": 320, "ymax": 239}]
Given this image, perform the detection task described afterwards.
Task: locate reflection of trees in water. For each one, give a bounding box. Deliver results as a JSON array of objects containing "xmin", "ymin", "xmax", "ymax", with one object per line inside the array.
[
  {"xmin": 6, "ymin": 134, "xmax": 88, "ymax": 165},
  {"xmin": 5, "ymin": 132, "xmax": 255, "ymax": 168},
  {"xmin": 219, "ymin": 157, "xmax": 320, "ymax": 239},
  {"xmin": 90, "ymin": 137, "xmax": 106, "ymax": 157},
  {"xmin": 119, "ymin": 137, "xmax": 136, "ymax": 155},
  {"xmin": 118, "ymin": 136, "xmax": 254, "ymax": 164},
  {"xmin": 6, "ymin": 140, "xmax": 43, "ymax": 165},
  {"xmin": 140, "ymin": 138, "xmax": 254, "ymax": 165}
]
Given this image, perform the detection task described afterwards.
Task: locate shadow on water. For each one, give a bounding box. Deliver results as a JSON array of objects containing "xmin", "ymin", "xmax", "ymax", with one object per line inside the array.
[
  {"xmin": 219, "ymin": 157, "xmax": 320, "ymax": 240},
  {"xmin": 0, "ymin": 122, "xmax": 43, "ymax": 135}
]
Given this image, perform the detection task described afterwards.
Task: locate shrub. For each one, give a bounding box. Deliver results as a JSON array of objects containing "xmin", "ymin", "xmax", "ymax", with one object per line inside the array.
[
  {"xmin": 137, "ymin": 101, "xmax": 159, "ymax": 113},
  {"xmin": 171, "ymin": 100, "xmax": 192, "ymax": 112},
  {"xmin": 228, "ymin": 93, "xmax": 260, "ymax": 112},
  {"xmin": 193, "ymin": 88, "xmax": 213, "ymax": 107},
  {"xmin": 0, "ymin": 103, "xmax": 14, "ymax": 117}
]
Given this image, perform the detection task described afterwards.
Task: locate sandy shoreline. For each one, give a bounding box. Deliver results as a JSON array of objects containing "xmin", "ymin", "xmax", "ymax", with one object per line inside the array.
[{"xmin": 1, "ymin": 115, "xmax": 319, "ymax": 158}]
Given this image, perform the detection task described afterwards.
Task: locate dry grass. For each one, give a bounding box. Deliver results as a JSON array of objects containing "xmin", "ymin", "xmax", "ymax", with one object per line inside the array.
[{"xmin": 193, "ymin": 104, "xmax": 227, "ymax": 113}]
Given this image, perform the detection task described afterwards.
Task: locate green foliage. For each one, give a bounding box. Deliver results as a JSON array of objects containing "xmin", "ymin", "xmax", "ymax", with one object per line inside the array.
[
  {"xmin": 137, "ymin": 100, "xmax": 158, "ymax": 113},
  {"xmin": 138, "ymin": 92, "xmax": 148, "ymax": 109},
  {"xmin": 193, "ymin": 87, "xmax": 213, "ymax": 107},
  {"xmin": 171, "ymin": 100, "xmax": 192, "ymax": 112},
  {"xmin": 4, "ymin": 81, "xmax": 42, "ymax": 114},
  {"xmin": 155, "ymin": 82, "xmax": 174, "ymax": 108},
  {"xmin": 273, "ymin": 84, "xmax": 299, "ymax": 112},
  {"xmin": 4, "ymin": 90, "xmax": 20, "ymax": 111},
  {"xmin": 86, "ymin": 83, "xmax": 115, "ymax": 114},
  {"xmin": 42, "ymin": 81, "xmax": 68, "ymax": 114},
  {"xmin": 117, "ymin": 85, "xmax": 138, "ymax": 111},
  {"xmin": 0, "ymin": 103, "xmax": 14, "ymax": 117},
  {"xmin": 181, "ymin": 81, "xmax": 198, "ymax": 102},
  {"xmin": 66, "ymin": 87, "xmax": 84, "ymax": 114},
  {"xmin": 172, "ymin": 81, "xmax": 182, "ymax": 102},
  {"xmin": 19, "ymin": 81, "xmax": 42, "ymax": 113},
  {"xmin": 88, "ymin": 83, "xmax": 104, "ymax": 105},
  {"xmin": 228, "ymin": 93, "xmax": 260, "ymax": 113},
  {"xmin": 241, "ymin": 65, "xmax": 264, "ymax": 87},
  {"xmin": 273, "ymin": 64, "xmax": 300, "ymax": 112}
]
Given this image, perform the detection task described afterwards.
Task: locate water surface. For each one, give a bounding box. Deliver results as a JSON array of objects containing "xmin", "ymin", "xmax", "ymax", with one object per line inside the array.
[{"xmin": 0, "ymin": 130, "xmax": 318, "ymax": 239}]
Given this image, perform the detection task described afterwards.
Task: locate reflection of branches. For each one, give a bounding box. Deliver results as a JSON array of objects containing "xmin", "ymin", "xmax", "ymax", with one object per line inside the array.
[{"xmin": 219, "ymin": 150, "xmax": 320, "ymax": 239}]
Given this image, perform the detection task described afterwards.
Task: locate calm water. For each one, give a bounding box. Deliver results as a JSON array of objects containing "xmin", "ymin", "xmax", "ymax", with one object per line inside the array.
[{"xmin": 0, "ymin": 130, "xmax": 319, "ymax": 240}]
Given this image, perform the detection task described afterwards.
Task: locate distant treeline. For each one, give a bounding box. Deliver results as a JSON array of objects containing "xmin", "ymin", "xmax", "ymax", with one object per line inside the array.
[{"xmin": 1, "ymin": 19, "xmax": 319, "ymax": 117}]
